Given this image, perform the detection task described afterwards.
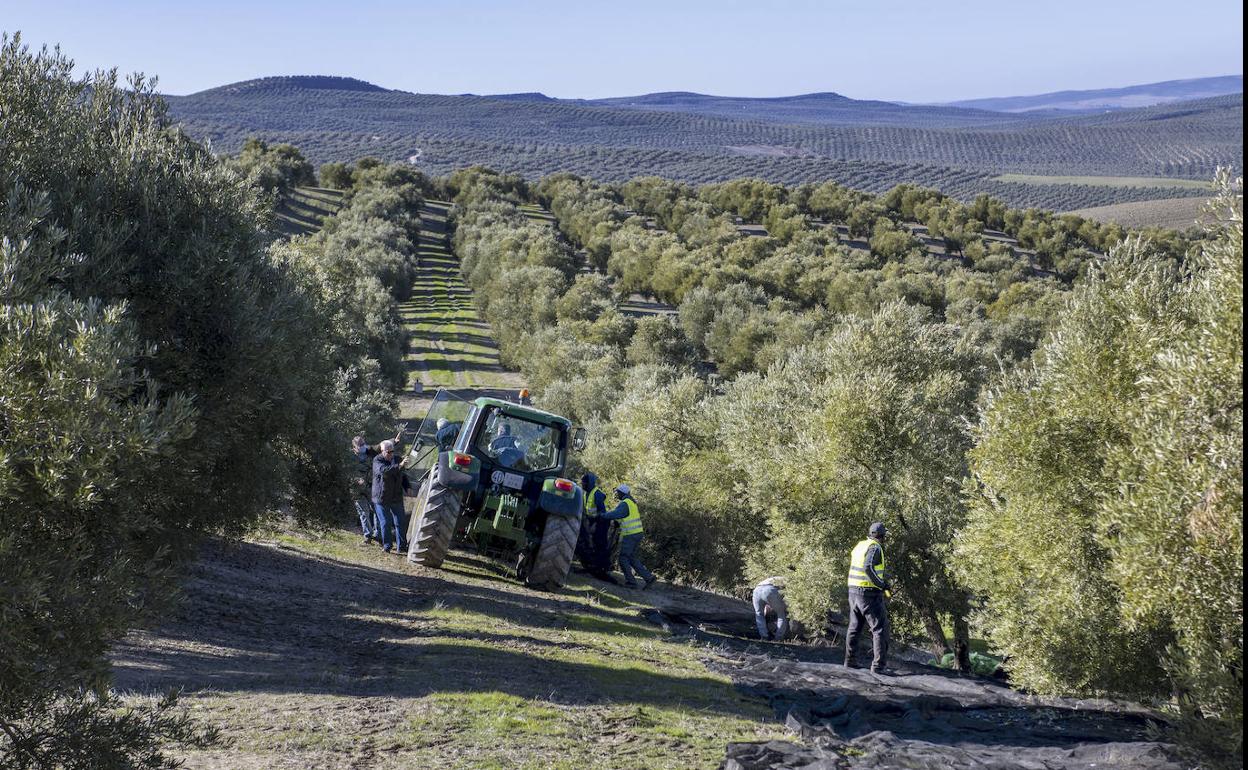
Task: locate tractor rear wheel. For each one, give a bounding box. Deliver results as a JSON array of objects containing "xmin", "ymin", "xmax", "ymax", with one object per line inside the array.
[
  {"xmin": 524, "ymin": 512, "xmax": 581, "ymax": 590},
  {"xmin": 408, "ymin": 474, "xmax": 461, "ymax": 567}
]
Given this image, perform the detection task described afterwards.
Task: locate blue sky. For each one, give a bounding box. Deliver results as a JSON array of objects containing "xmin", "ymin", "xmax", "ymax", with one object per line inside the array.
[{"xmin": 3, "ymin": 0, "xmax": 1242, "ymax": 101}]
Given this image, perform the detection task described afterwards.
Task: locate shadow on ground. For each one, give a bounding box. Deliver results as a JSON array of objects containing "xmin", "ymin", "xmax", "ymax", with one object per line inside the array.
[{"xmin": 112, "ymin": 539, "xmax": 750, "ymax": 719}]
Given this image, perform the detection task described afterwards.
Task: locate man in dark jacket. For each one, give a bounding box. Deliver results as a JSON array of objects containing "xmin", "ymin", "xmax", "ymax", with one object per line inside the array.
[
  {"xmin": 845, "ymin": 521, "xmax": 892, "ymax": 674},
  {"xmin": 372, "ymin": 439, "xmax": 411, "ymax": 555},
  {"xmin": 351, "ymin": 435, "xmax": 380, "ymax": 544},
  {"xmin": 577, "ymin": 472, "xmax": 615, "ymax": 581}
]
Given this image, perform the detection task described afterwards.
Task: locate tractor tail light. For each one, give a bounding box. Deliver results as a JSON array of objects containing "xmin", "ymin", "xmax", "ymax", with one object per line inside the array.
[
  {"xmin": 452, "ymin": 452, "xmax": 473, "ymax": 468},
  {"xmin": 554, "ymin": 478, "xmax": 575, "ymax": 492}
]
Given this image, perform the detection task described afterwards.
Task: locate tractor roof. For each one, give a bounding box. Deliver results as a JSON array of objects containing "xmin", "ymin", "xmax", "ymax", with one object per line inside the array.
[{"xmin": 474, "ymin": 397, "xmax": 572, "ymax": 429}]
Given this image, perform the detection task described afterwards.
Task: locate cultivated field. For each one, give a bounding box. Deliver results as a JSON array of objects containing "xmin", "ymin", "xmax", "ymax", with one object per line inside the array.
[
  {"xmin": 165, "ymin": 77, "xmax": 1242, "ymax": 211},
  {"xmin": 993, "ymin": 174, "xmax": 1212, "ymax": 189},
  {"xmin": 1068, "ymin": 195, "xmax": 1215, "ymax": 229}
]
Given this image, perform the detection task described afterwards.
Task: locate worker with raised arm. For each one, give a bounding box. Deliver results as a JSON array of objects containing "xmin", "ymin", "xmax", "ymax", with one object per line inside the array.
[
  {"xmin": 372, "ymin": 439, "xmax": 411, "ymax": 556},
  {"xmin": 351, "ymin": 424, "xmax": 405, "ymax": 546},
  {"xmin": 844, "ymin": 521, "xmax": 892, "ymax": 675}
]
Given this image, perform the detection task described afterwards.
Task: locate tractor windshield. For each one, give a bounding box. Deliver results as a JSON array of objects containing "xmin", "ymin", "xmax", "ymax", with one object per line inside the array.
[{"xmin": 475, "ymin": 407, "xmax": 562, "ymax": 472}]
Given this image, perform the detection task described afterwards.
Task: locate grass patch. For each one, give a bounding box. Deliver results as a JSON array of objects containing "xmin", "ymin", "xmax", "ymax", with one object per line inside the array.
[{"xmin": 401, "ymin": 203, "xmax": 519, "ymax": 390}]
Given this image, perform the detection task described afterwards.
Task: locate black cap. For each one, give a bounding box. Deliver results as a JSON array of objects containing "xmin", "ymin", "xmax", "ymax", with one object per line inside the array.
[{"xmin": 869, "ymin": 521, "xmax": 886, "ymax": 538}]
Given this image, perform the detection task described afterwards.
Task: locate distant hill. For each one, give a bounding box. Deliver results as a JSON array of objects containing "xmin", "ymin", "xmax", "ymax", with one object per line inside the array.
[
  {"xmin": 945, "ymin": 75, "xmax": 1242, "ymax": 114},
  {"xmin": 472, "ymin": 92, "xmax": 557, "ymax": 102},
  {"xmin": 568, "ymin": 91, "xmax": 1032, "ymax": 128},
  {"xmin": 182, "ymin": 75, "xmax": 389, "ymax": 97},
  {"xmin": 164, "ymin": 76, "xmax": 1241, "ymax": 210}
]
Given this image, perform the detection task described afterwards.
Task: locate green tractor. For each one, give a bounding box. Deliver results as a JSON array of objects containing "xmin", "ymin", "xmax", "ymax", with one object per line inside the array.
[{"xmin": 404, "ymin": 390, "xmax": 588, "ymax": 590}]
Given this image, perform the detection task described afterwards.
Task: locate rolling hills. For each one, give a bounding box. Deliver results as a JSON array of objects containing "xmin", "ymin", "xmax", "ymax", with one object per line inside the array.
[
  {"xmin": 945, "ymin": 74, "xmax": 1243, "ymax": 113},
  {"xmin": 571, "ymin": 90, "xmax": 1038, "ymax": 127},
  {"xmin": 165, "ymin": 75, "xmax": 1241, "ymax": 212}
]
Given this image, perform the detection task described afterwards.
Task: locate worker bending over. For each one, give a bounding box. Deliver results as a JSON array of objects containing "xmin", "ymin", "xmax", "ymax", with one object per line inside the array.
[{"xmin": 752, "ymin": 576, "xmax": 790, "ymax": 641}]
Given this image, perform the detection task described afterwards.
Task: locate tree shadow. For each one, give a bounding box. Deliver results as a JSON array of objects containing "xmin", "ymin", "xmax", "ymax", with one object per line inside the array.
[{"xmin": 111, "ymin": 539, "xmax": 756, "ymax": 717}]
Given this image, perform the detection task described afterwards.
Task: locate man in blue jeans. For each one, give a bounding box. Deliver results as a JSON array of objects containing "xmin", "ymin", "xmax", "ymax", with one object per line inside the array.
[
  {"xmin": 371, "ymin": 439, "xmax": 410, "ymax": 555},
  {"xmin": 597, "ymin": 484, "xmax": 657, "ymax": 589},
  {"xmin": 351, "ymin": 435, "xmax": 380, "ymax": 544},
  {"xmin": 351, "ymin": 427, "xmax": 403, "ymax": 545},
  {"xmin": 752, "ymin": 576, "xmax": 790, "ymax": 641}
]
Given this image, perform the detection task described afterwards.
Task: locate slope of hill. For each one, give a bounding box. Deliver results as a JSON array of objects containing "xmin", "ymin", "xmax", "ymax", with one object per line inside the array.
[
  {"xmin": 271, "ymin": 185, "xmax": 344, "ymax": 236},
  {"xmin": 946, "ymin": 74, "xmax": 1243, "ymax": 113},
  {"xmin": 165, "ymin": 76, "xmax": 1241, "ymax": 209}
]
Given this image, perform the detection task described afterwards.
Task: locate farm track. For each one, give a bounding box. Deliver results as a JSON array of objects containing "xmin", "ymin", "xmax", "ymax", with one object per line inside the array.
[{"xmin": 400, "ymin": 201, "xmax": 523, "ymax": 418}]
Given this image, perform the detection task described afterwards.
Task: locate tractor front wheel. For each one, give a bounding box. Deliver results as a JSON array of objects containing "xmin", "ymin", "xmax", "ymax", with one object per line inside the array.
[
  {"xmin": 524, "ymin": 512, "xmax": 580, "ymax": 591},
  {"xmin": 408, "ymin": 475, "xmax": 461, "ymax": 567}
]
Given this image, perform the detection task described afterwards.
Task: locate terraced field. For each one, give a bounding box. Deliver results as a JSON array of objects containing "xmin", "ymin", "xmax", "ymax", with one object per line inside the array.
[
  {"xmin": 273, "ymin": 186, "xmax": 344, "ymax": 235},
  {"xmin": 400, "ymin": 201, "xmax": 523, "ymax": 415}
]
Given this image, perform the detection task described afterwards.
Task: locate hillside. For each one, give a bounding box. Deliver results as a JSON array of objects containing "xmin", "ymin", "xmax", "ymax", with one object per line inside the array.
[
  {"xmin": 946, "ymin": 74, "xmax": 1243, "ymax": 113},
  {"xmin": 164, "ymin": 76, "xmax": 1241, "ymax": 210},
  {"xmin": 272, "ymin": 186, "xmax": 344, "ymax": 236}
]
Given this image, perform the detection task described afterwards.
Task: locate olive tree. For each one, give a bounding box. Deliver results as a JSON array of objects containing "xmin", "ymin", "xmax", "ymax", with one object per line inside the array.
[
  {"xmin": 717, "ymin": 302, "xmax": 982, "ymax": 654},
  {"xmin": 1, "ymin": 36, "xmax": 349, "ymax": 766},
  {"xmin": 958, "ymin": 177, "xmax": 1242, "ymax": 764}
]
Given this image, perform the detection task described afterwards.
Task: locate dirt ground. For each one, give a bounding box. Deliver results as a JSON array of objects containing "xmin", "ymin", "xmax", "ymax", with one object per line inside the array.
[
  {"xmin": 111, "ymin": 525, "xmax": 1184, "ymax": 770},
  {"xmin": 110, "ymin": 525, "xmax": 784, "ymax": 769}
]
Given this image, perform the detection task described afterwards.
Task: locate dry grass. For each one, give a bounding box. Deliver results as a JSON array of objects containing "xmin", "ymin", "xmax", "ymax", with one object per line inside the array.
[{"xmin": 992, "ymin": 174, "xmax": 1211, "ymax": 190}]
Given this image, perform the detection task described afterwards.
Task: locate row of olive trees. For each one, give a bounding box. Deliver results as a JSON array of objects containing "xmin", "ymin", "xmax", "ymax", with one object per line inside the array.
[
  {"xmin": 452, "ymin": 165, "xmax": 1240, "ymax": 763},
  {"xmin": 447, "ymin": 170, "xmax": 985, "ymax": 658},
  {"xmin": 0, "ymin": 38, "xmax": 422, "ymax": 768},
  {"xmin": 539, "ymin": 174, "xmax": 1104, "ymax": 375},
  {"xmin": 224, "ymin": 137, "xmax": 316, "ymax": 195},
  {"xmin": 957, "ymin": 174, "xmax": 1242, "ymax": 763},
  {"xmin": 274, "ymin": 161, "xmax": 428, "ymax": 396}
]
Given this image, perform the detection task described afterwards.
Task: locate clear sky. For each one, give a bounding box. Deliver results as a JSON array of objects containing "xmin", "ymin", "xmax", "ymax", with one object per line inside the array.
[{"xmin": 3, "ymin": 0, "xmax": 1242, "ymax": 101}]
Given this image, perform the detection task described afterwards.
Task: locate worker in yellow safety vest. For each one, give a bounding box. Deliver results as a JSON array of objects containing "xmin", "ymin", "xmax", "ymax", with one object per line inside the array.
[
  {"xmin": 845, "ymin": 521, "xmax": 893, "ymax": 675},
  {"xmin": 577, "ymin": 472, "xmax": 615, "ymax": 582},
  {"xmin": 597, "ymin": 484, "xmax": 658, "ymax": 589}
]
